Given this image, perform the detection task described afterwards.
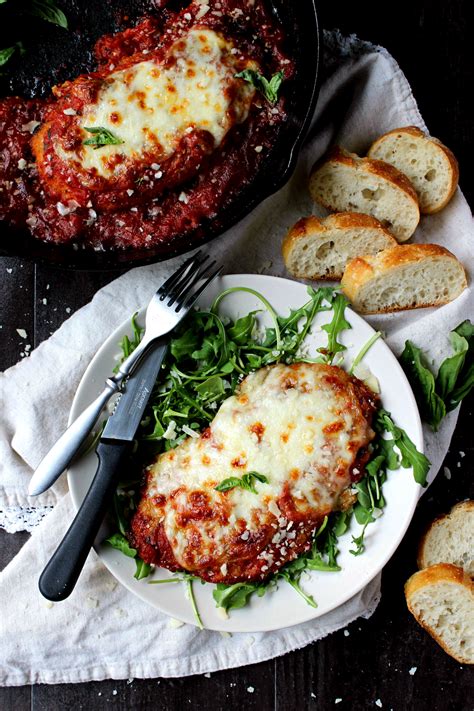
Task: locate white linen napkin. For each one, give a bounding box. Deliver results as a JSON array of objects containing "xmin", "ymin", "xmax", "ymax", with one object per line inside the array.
[{"xmin": 0, "ymin": 30, "xmax": 472, "ymax": 685}]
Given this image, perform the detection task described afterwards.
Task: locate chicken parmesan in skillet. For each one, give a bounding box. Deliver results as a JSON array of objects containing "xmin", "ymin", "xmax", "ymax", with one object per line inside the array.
[
  {"xmin": 0, "ymin": 0, "xmax": 293, "ymax": 250},
  {"xmin": 130, "ymin": 362, "xmax": 377, "ymax": 585}
]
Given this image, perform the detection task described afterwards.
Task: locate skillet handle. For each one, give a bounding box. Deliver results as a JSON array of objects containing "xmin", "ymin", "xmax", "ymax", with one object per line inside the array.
[{"xmin": 38, "ymin": 440, "xmax": 129, "ymax": 602}]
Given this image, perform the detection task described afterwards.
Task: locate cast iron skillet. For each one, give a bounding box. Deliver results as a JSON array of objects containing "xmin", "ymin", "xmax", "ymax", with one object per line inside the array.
[{"xmin": 0, "ymin": 0, "xmax": 320, "ymax": 270}]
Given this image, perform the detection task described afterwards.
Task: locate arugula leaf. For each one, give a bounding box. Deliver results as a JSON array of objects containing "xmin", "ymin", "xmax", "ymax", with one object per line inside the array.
[
  {"xmin": 105, "ymin": 533, "xmax": 137, "ymax": 558},
  {"xmin": 234, "ymin": 69, "xmax": 284, "ymax": 104},
  {"xmin": 319, "ymin": 293, "xmax": 351, "ymax": 363},
  {"xmin": 213, "ymin": 582, "xmax": 266, "ymax": 611},
  {"xmin": 171, "ymin": 327, "xmax": 199, "ymax": 361},
  {"xmin": 215, "ymin": 471, "xmax": 268, "ymax": 494},
  {"xmin": 227, "ymin": 311, "xmax": 258, "ymax": 345},
  {"xmin": 375, "ymin": 409, "xmax": 430, "ymax": 486},
  {"xmin": 134, "ymin": 558, "xmax": 152, "ymax": 580},
  {"xmin": 29, "ymin": 0, "xmax": 68, "ymax": 28},
  {"xmin": 83, "ymin": 126, "xmax": 124, "ymax": 149}
]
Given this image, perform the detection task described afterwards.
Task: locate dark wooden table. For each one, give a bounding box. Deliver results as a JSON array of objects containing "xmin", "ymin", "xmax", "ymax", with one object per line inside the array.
[{"xmin": 1, "ymin": 2, "xmax": 473, "ymax": 709}]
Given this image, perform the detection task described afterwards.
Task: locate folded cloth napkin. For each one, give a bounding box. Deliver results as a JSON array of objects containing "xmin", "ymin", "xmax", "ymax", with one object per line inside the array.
[{"xmin": 0, "ymin": 30, "xmax": 472, "ymax": 686}]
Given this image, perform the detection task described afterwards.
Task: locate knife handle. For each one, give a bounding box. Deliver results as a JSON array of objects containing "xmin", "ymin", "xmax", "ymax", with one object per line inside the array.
[{"xmin": 39, "ymin": 440, "xmax": 129, "ymax": 602}]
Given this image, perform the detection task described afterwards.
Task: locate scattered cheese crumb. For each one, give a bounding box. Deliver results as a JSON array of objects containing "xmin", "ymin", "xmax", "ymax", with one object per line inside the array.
[
  {"xmin": 16, "ymin": 328, "xmax": 27, "ymax": 339},
  {"xmin": 65, "ymin": 307, "xmax": 71, "ymax": 314},
  {"xmin": 335, "ymin": 700, "xmax": 342, "ymax": 705},
  {"xmin": 43, "ymin": 600, "xmax": 54, "ymax": 609},
  {"xmin": 112, "ymin": 690, "xmax": 117, "ymax": 696},
  {"xmin": 311, "ymin": 692, "xmax": 316, "ymax": 699},
  {"xmin": 344, "ymin": 629, "xmax": 350, "ymax": 637},
  {"xmin": 219, "ymin": 631, "xmax": 232, "ymax": 638},
  {"xmin": 254, "ymin": 145, "xmax": 263, "ymax": 153},
  {"xmin": 127, "ymin": 189, "xmax": 134, "ymax": 196},
  {"xmin": 42, "ymin": 298, "xmax": 47, "ymax": 305},
  {"xmin": 6, "ymin": 268, "xmax": 13, "ymax": 274},
  {"xmin": 443, "ymin": 466, "xmax": 451, "ymax": 480},
  {"xmin": 168, "ymin": 617, "xmax": 185, "ymax": 628},
  {"xmin": 182, "ymin": 424, "xmax": 199, "ymax": 438},
  {"xmin": 204, "ymin": 672, "xmax": 211, "ymax": 678},
  {"xmin": 21, "ymin": 120, "xmax": 41, "ymax": 133},
  {"xmin": 247, "ymin": 686, "xmax": 254, "ymax": 693},
  {"xmin": 217, "ymin": 607, "xmax": 229, "ymax": 620},
  {"xmin": 375, "ymin": 700, "xmax": 382, "ymax": 708},
  {"xmin": 17, "ymin": 158, "xmax": 27, "ymax": 170},
  {"xmin": 63, "ymin": 108, "xmax": 77, "ymax": 116},
  {"xmin": 86, "ymin": 596, "xmax": 99, "ymax": 609},
  {"xmin": 459, "ymin": 451, "xmax": 465, "ymax": 458},
  {"xmin": 409, "ymin": 666, "xmax": 417, "ymax": 675},
  {"xmin": 163, "ymin": 420, "xmax": 177, "ymax": 440}
]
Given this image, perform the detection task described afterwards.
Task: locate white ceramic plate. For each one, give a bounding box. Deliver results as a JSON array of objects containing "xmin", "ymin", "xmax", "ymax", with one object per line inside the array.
[{"xmin": 68, "ymin": 274, "xmax": 423, "ymax": 633}]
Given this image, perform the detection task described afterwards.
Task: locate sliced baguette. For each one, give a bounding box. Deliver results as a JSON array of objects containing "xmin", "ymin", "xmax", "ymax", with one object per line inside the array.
[
  {"xmin": 368, "ymin": 126, "xmax": 459, "ymax": 214},
  {"xmin": 308, "ymin": 146, "xmax": 420, "ymax": 242},
  {"xmin": 405, "ymin": 563, "xmax": 474, "ymax": 664},
  {"xmin": 418, "ymin": 501, "xmax": 474, "ymax": 577},
  {"xmin": 282, "ymin": 212, "xmax": 397, "ymax": 281},
  {"xmin": 341, "ymin": 243, "xmax": 467, "ymax": 314}
]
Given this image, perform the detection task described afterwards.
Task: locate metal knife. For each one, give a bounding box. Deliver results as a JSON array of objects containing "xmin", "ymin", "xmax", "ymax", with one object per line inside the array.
[{"xmin": 38, "ymin": 340, "xmax": 168, "ymax": 602}]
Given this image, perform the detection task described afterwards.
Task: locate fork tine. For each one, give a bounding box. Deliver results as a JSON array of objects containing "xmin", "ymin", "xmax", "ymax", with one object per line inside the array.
[
  {"xmin": 157, "ymin": 251, "xmax": 202, "ymax": 299},
  {"xmin": 176, "ymin": 264, "xmax": 223, "ymax": 313},
  {"xmin": 164, "ymin": 254, "xmax": 211, "ymax": 307},
  {"xmin": 171, "ymin": 257, "xmax": 216, "ymax": 307}
]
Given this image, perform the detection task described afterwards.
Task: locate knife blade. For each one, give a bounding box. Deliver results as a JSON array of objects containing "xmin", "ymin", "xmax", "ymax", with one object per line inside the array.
[{"xmin": 38, "ymin": 340, "xmax": 168, "ymax": 602}]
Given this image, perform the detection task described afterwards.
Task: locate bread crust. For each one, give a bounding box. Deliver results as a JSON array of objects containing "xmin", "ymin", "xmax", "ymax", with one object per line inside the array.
[
  {"xmin": 405, "ymin": 563, "xmax": 474, "ymax": 664},
  {"xmin": 417, "ymin": 500, "xmax": 474, "ymax": 571},
  {"xmin": 341, "ymin": 244, "xmax": 468, "ymax": 314},
  {"xmin": 368, "ymin": 127, "xmax": 459, "ymax": 214},
  {"xmin": 281, "ymin": 212, "xmax": 397, "ymax": 281},
  {"xmin": 310, "ymin": 145, "xmax": 420, "ymax": 207}
]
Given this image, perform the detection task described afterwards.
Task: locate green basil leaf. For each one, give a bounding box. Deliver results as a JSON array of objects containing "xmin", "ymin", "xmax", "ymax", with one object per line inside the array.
[
  {"xmin": 436, "ymin": 331, "xmax": 468, "ymax": 401},
  {"xmin": 105, "ymin": 532, "xmax": 137, "ymax": 558},
  {"xmin": 215, "ymin": 471, "xmax": 267, "ymax": 493},
  {"xmin": 400, "ymin": 340, "xmax": 446, "ymax": 430},
  {"xmin": 214, "ymin": 477, "xmax": 244, "ymax": 492},
  {"xmin": 29, "ymin": 0, "xmax": 68, "ymax": 29},
  {"xmin": 0, "ymin": 45, "xmax": 16, "ymax": 66},
  {"xmin": 234, "ymin": 69, "xmax": 284, "ymax": 104},
  {"xmin": 448, "ymin": 362, "xmax": 474, "ymax": 410},
  {"xmin": 83, "ymin": 126, "xmax": 124, "ymax": 149}
]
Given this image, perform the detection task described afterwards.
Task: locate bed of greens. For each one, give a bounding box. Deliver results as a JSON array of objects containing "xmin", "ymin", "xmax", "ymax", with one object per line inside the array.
[{"xmin": 103, "ymin": 285, "xmax": 431, "ymax": 628}]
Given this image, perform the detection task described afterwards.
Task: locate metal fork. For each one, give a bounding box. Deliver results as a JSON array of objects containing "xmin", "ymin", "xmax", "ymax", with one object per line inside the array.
[{"xmin": 28, "ymin": 252, "xmax": 222, "ymax": 496}]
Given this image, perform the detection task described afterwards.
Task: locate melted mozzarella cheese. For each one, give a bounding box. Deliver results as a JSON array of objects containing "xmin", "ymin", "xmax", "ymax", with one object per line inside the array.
[
  {"xmin": 146, "ymin": 364, "xmax": 372, "ymax": 566},
  {"xmin": 62, "ymin": 29, "xmax": 257, "ymax": 178}
]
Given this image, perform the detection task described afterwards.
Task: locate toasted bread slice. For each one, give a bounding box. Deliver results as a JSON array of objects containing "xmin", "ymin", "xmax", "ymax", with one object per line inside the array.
[
  {"xmin": 308, "ymin": 146, "xmax": 420, "ymax": 242},
  {"xmin": 405, "ymin": 563, "xmax": 474, "ymax": 664},
  {"xmin": 368, "ymin": 126, "xmax": 459, "ymax": 214},
  {"xmin": 418, "ymin": 501, "xmax": 474, "ymax": 576},
  {"xmin": 341, "ymin": 243, "xmax": 467, "ymax": 314},
  {"xmin": 282, "ymin": 212, "xmax": 397, "ymax": 281}
]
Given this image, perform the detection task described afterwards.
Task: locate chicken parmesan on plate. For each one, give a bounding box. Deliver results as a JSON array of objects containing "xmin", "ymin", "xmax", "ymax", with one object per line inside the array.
[{"xmin": 130, "ymin": 362, "xmax": 377, "ymax": 584}]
